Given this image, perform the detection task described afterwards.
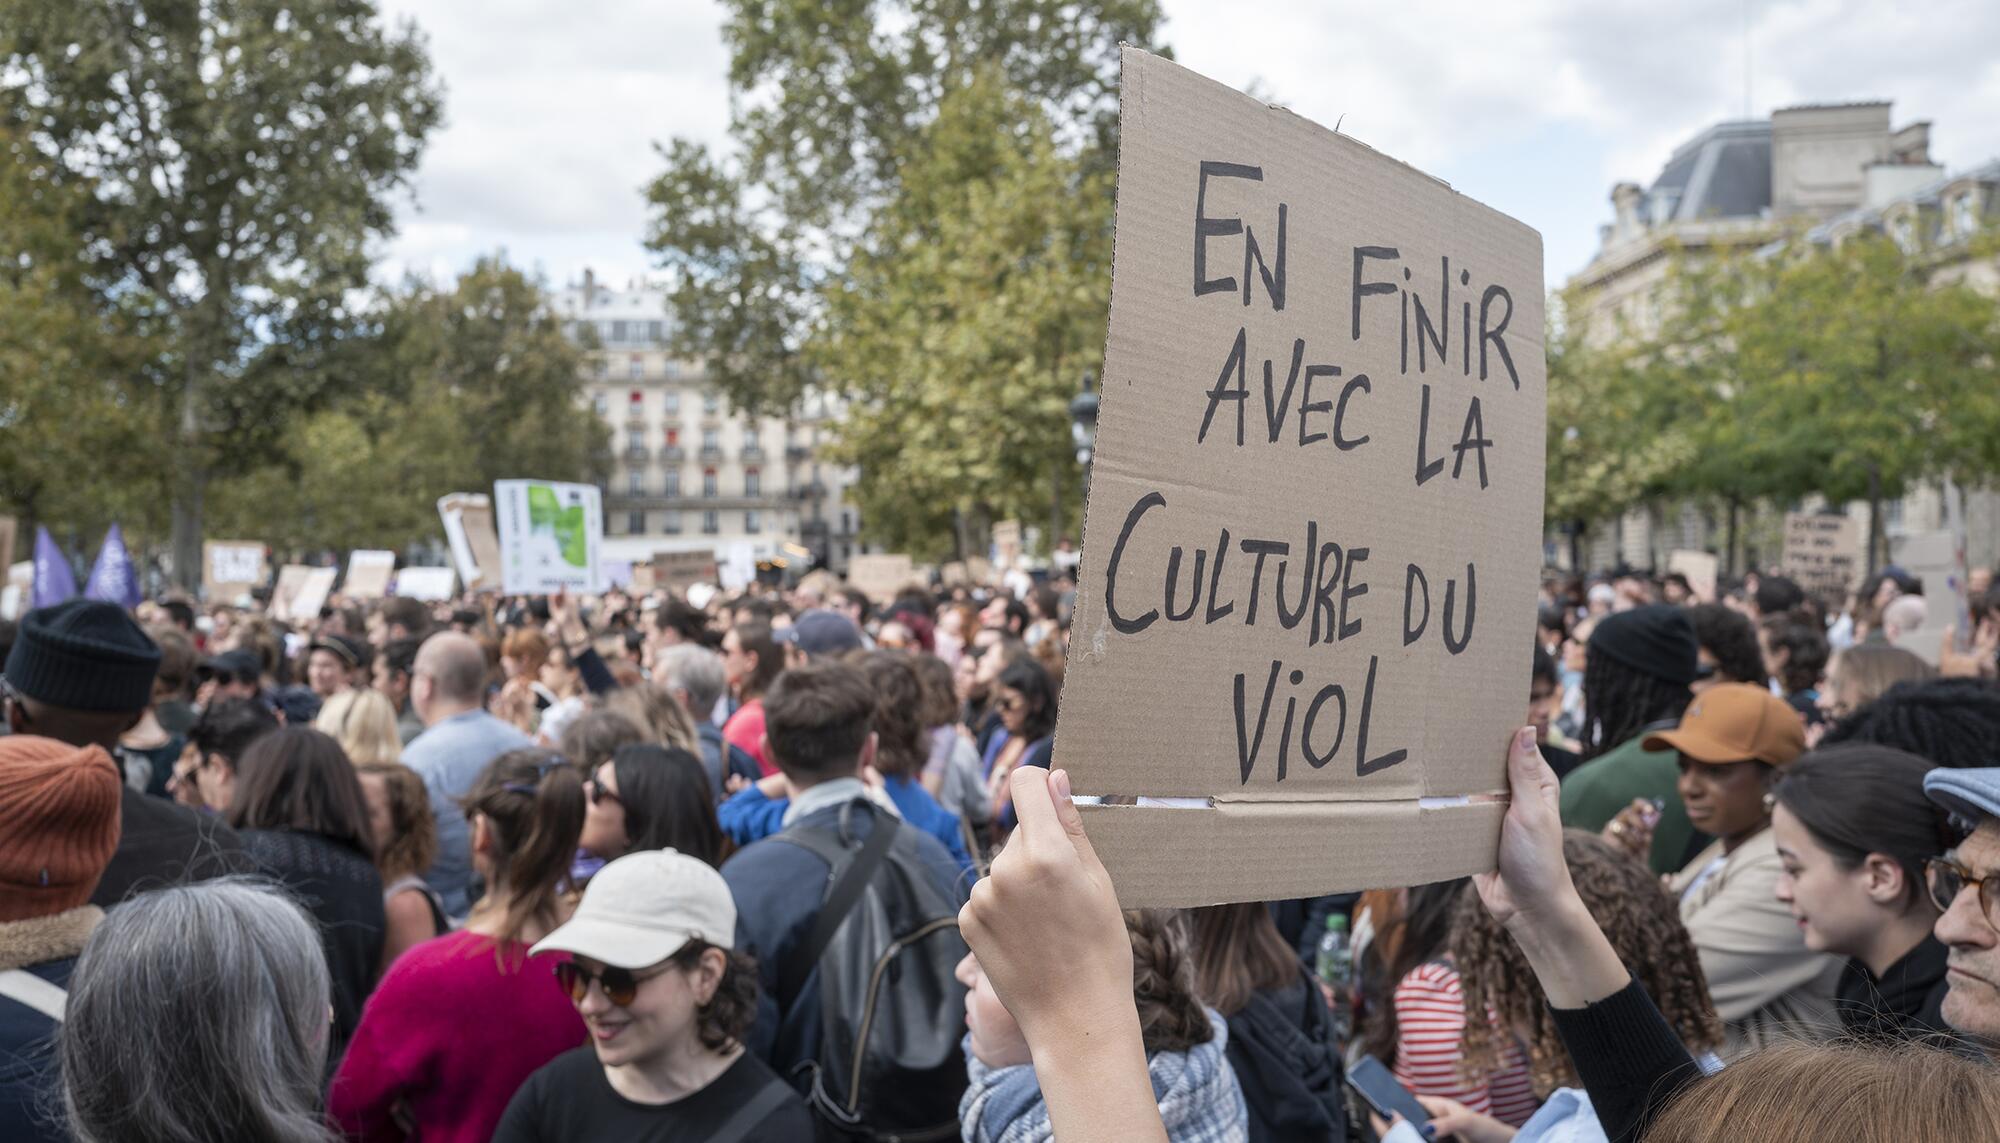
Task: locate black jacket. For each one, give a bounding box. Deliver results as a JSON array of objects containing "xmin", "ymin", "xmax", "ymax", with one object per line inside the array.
[
  {"xmin": 1224, "ymin": 974, "xmax": 1347, "ymax": 1143},
  {"xmin": 89, "ymin": 788, "xmax": 255, "ymax": 907},
  {"xmin": 1835, "ymin": 936, "xmax": 1969, "ymax": 1049}
]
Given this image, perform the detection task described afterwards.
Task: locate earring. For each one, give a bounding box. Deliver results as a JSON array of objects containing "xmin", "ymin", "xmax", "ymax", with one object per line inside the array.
[{"xmin": 1762, "ymin": 793, "xmax": 1776, "ymax": 814}]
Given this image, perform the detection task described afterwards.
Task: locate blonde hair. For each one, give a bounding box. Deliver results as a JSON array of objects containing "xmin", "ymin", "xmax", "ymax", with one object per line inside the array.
[
  {"xmin": 313, "ymin": 689, "xmax": 402, "ymax": 766},
  {"xmin": 1647, "ymin": 1040, "xmax": 2000, "ymax": 1141},
  {"xmin": 603, "ymin": 684, "xmax": 701, "ymax": 754}
]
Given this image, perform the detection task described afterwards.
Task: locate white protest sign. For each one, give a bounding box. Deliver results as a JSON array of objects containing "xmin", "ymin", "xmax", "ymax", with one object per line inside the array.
[
  {"xmin": 1056, "ymin": 49, "xmax": 1545, "ymax": 907},
  {"xmin": 344, "ymin": 550, "xmax": 396, "ymax": 599},
  {"xmin": 204, "ymin": 541, "xmax": 266, "ymax": 602},
  {"xmin": 1667, "ymin": 550, "xmax": 1719, "ymax": 603},
  {"xmin": 719, "ymin": 542, "xmax": 758, "ymax": 591},
  {"xmin": 494, "ymin": 480, "xmax": 604, "ymax": 595},
  {"xmin": 393, "ymin": 566, "xmax": 457, "ymax": 601}
]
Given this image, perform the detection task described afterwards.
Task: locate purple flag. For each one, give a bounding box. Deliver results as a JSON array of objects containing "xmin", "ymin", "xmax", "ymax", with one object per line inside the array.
[
  {"xmin": 84, "ymin": 523, "xmax": 142, "ymax": 609},
  {"xmin": 31, "ymin": 526, "xmax": 78, "ymax": 609}
]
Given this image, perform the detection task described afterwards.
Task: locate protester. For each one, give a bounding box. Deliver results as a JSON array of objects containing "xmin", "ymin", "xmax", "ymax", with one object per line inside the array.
[
  {"xmin": 307, "ymin": 633, "xmax": 372, "ymax": 700},
  {"xmin": 4, "ymin": 600, "xmax": 254, "ymax": 904},
  {"xmin": 956, "ymin": 909, "xmax": 1247, "ymax": 1143},
  {"xmin": 354, "ymin": 759, "xmax": 449, "ymax": 968},
  {"xmin": 227, "ymin": 726, "xmax": 385, "ymax": 1060},
  {"xmin": 168, "ymin": 695, "xmax": 279, "ymax": 811},
  {"xmin": 316, "ymin": 685, "xmax": 404, "ymax": 765},
  {"xmin": 602, "ymin": 681, "xmax": 702, "ymax": 753},
  {"xmin": 374, "ymin": 636, "xmax": 426, "ymax": 745},
  {"xmin": 854, "ymin": 650, "xmax": 975, "ymax": 872},
  {"xmin": 0, "ymin": 735, "xmax": 121, "ymax": 1143},
  {"xmin": 1685, "ymin": 603, "xmax": 1765, "ymax": 692},
  {"xmin": 1770, "ymin": 744, "xmax": 1967, "ymax": 1046},
  {"xmin": 720, "ymin": 621, "xmax": 784, "ymax": 776},
  {"xmin": 775, "ymin": 608, "xmax": 867, "ymax": 667},
  {"xmin": 196, "ymin": 646, "xmax": 266, "ymax": 709},
  {"xmin": 496, "ymin": 627, "xmax": 557, "ymax": 734},
  {"xmin": 57, "ymin": 881, "xmax": 341, "ymax": 1143},
  {"xmin": 1529, "ymin": 646, "xmax": 1580, "ymax": 778},
  {"xmin": 559, "ymin": 708, "xmax": 647, "ymax": 781},
  {"xmin": 653, "ymin": 644, "xmax": 760, "ymax": 797},
  {"xmin": 1645, "ymin": 1040, "xmax": 2000, "ymax": 1141},
  {"xmin": 1812, "ymin": 642, "xmax": 1932, "ymax": 745},
  {"xmin": 981, "ymin": 656, "xmax": 1058, "ymax": 836},
  {"xmin": 580, "ymin": 744, "xmax": 734, "ymax": 868},
  {"xmin": 122, "ymin": 623, "xmax": 196, "ymax": 795},
  {"xmin": 914, "ymin": 652, "xmax": 991, "ymax": 848},
  {"xmin": 1879, "ymin": 593, "xmax": 1929, "ymax": 645},
  {"xmin": 330, "ymin": 747, "xmax": 587, "ymax": 1142},
  {"xmin": 493, "ymin": 850, "xmax": 811, "ymax": 1141},
  {"xmin": 1818, "ymin": 676, "xmax": 2000, "ymax": 769},
  {"xmin": 719, "ymin": 662, "xmax": 964, "ymax": 1077},
  {"xmin": 401, "ymin": 631, "xmax": 533, "ymax": 916},
  {"xmin": 1759, "ymin": 613, "xmax": 1830, "ymax": 726},
  {"xmin": 1187, "ymin": 902, "xmax": 1345, "ymax": 1142}
]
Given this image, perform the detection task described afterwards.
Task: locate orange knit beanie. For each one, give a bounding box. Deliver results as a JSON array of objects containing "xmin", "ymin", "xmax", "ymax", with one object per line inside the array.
[{"xmin": 0, "ymin": 736, "xmax": 122, "ymax": 922}]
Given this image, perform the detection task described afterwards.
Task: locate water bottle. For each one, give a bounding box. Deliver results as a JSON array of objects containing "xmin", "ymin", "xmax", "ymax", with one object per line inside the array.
[{"xmin": 1315, "ymin": 914, "xmax": 1353, "ymax": 1042}]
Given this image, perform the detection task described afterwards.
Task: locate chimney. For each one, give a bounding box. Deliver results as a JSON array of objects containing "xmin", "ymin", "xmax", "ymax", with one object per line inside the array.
[
  {"xmin": 1611, "ymin": 182, "xmax": 1645, "ymax": 240},
  {"xmin": 582, "ymin": 267, "xmax": 596, "ymax": 308}
]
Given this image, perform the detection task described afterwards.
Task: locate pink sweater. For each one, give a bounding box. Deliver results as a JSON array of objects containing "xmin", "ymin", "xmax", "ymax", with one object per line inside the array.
[{"xmin": 329, "ymin": 931, "xmax": 585, "ymax": 1143}]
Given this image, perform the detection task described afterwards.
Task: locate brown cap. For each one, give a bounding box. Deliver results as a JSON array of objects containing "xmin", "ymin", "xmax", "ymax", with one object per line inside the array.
[
  {"xmin": 0, "ymin": 736, "xmax": 123, "ymax": 922},
  {"xmin": 1644, "ymin": 683, "xmax": 1806, "ymax": 768}
]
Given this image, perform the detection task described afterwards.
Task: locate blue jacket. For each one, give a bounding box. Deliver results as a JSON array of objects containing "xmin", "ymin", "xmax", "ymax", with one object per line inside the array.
[
  {"xmin": 721, "ymin": 797, "xmax": 966, "ymax": 1081},
  {"xmin": 717, "ymin": 779, "xmax": 974, "ymax": 876},
  {"xmin": 0, "ymin": 958, "xmax": 76, "ymax": 1143},
  {"xmin": 696, "ymin": 722, "xmax": 762, "ymax": 802}
]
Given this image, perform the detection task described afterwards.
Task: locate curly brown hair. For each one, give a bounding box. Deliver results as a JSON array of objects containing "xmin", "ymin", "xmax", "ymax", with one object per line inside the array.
[
  {"xmin": 1125, "ymin": 909, "xmax": 1213, "ymax": 1055},
  {"xmin": 1453, "ymin": 831, "xmax": 1721, "ymax": 1097},
  {"xmin": 669, "ymin": 942, "xmax": 761, "ymax": 1052}
]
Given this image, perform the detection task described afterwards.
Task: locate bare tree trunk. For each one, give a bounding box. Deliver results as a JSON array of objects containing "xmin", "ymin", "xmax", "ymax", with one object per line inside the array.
[{"xmin": 1866, "ymin": 464, "xmax": 1883, "ymax": 577}]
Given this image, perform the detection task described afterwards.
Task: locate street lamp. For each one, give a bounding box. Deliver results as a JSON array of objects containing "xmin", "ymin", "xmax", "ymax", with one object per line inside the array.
[{"xmin": 1069, "ymin": 371, "xmax": 1100, "ymax": 473}]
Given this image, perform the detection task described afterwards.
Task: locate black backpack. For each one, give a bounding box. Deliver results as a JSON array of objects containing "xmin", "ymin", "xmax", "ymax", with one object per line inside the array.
[{"xmin": 774, "ymin": 802, "xmax": 969, "ymax": 1142}]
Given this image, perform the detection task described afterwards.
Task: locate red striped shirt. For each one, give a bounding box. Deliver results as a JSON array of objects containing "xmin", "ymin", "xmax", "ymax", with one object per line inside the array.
[{"xmin": 1390, "ymin": 961, "xmax": 1540, "ymax": 1126}]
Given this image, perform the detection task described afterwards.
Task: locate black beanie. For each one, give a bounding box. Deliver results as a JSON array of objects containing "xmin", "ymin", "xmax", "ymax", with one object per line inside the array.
[
  {"xmin": 4, "ymin": 600, "xmax": 162, "ymax": 713},
  {"xmin": 1587, "ymin": 605, "xmax": 1699, "ymax": 686}
]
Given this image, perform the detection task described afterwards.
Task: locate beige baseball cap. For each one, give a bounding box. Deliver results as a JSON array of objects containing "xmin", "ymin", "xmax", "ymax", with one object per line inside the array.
[{"xmin": 530, "ymin": 849, "xmax": 736, "ymax": 969}]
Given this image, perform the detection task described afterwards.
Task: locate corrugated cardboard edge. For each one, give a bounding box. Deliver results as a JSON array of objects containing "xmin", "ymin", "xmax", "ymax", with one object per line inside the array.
[{"xmin": 1079, "ymin": 798, "xmax": 1505, "ymax": 908}]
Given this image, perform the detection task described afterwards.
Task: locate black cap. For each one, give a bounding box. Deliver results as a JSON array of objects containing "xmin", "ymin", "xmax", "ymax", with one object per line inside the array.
[
  {"xmin": 1587, "ymin": 605, "xmax": 1699, "ymax": 686},
  {"xmin": 3, "ymin": 600, "xmax": 162, "ymax": 714},
  {"xmin": 199, "ymin": 648, "xmax": 263, "ymax": 684},
  {"xmin": 307, "ymin": 633, "xmax": 371, "ymax": 672}
]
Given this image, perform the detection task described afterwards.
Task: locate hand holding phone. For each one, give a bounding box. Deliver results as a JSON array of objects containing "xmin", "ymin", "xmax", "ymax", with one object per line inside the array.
[{"xmin": 1347, "ymin": 1055, "xmax": 1429, "ymax": 1129}]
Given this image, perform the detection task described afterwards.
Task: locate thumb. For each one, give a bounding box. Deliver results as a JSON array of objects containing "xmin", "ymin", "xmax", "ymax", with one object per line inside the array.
[{"xmin": 1046, "ymin": 769, "xmax": 1102, "ymax": 868}]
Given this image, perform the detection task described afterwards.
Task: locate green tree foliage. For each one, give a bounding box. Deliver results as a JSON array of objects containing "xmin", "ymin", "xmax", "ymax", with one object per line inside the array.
[
  {"xmin": 1543, "ymin": 292, "xmax": 1694, "ymax": 529},
  {"xmin": 1, "ymin": 0, "xmax": 442, "ymax": 584},
  {"xmin": 208, "ymin": 258, "xmax": 609, "ymax": 554},
  {"xmin": 645, "ymin": 0, "xmax": 1164, "ymax": 556}
]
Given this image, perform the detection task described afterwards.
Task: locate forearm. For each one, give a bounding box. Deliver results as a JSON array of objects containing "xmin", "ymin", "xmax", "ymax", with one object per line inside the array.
[
  {"xmin": 1026, "ymin": 1005, "xmax": 1168, "ymax": 1143},
  {"xmin": 1504, "ymin": 899, "xmax": 1630, "ymax": 1009}
]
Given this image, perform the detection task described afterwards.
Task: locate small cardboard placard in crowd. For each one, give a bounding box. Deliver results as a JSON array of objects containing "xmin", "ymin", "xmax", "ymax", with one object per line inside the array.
[
  {"xmin": 991, "ymin": 520, "xmax": 1023, "ymax": 569},
  {"xmin": 204, "ymin": 541, "xmax": 266, "ymax": 603},
  {"xmin": 344, "ymin": 550, "xmax": 396, "ymax": 598},
  {"xmin": 1666, "ymin": 550, "xmax": 1719, "ymax": 603},
  {"xmin": 393, "ymin": 566, "xmax": 457, "ymax": 601},
  {"xmin": 1781, "ymin": 513, "xmax": 1862, "ymax": 606},
  {"xmin": 1056, "ymin": 49, "xmax": 1546, "ymax": 907},
  {"xmin": 494, "ymin": 480, "xmax": 604, "ymax": 596},
  {"xmin": 0, "ymin": 516, "xmax": 16, "ymax": 579},
  {"xmin": 271, "ymin": 565, "xmax": 333, "ymax": 623},
  {"xmin": 437, "ymin": 493, "xmax": 504, "ymax": 592},
  {"xmin": 653, "ymin": 549, "xmax": 719, "ymax": 594},
  {"xmin": 848, "ymin": 553, "xmax": 916, "ymax": 605}
]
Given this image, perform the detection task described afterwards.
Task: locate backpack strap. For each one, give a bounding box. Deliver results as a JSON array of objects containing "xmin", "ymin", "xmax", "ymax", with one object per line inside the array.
[
  {"xmin": 772, "ymin": 808, "xmax": 902, "ymax": 1007},
  {"xmin": 705, "ymin": 1067, "xmax": 798, "ymax": 1143},
  {"xmin": 0, "ymin": 968, "xmax": 67, "ymax": 1022}
]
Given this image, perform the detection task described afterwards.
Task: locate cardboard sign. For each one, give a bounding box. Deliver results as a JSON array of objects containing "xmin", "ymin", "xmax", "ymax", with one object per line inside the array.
[
  {"xmin": 344, "ymin": 550, "xmax": 396, "ymax": 598},
  {"xmin": 1055, "ymin": 49, "xmax": 1546, "ymax": 907},
  {"xmin": 203, "ymin": 541, "xmax": 266, "ymax": 603},
  {"xmin": 271, "ymin": 564, "xmax": 334, "ymax": 623},
  {"xmin": 437, "ymin": 493, "xmax": 504, "ymax": 592},
  {"xmin": 0, "ymin": 516, "xmax": 16, "ymax": 579},
  {"xmin": 494, "ymin": 480, "xmax": 604, "ymax": 595},
  {"xmin": 848, "ymin": 554, "xmax": 916, "ymax": 605},
  {"xmin": 1667, "ymin": 550, "xmax": 1719, "ymax": 603},
  {"xmin": 992, "ymin": 520, "xmax": 1023, "ymax": 569},
  {"xmin": 654, "ymin": 549, "xmax": 719, "ymax": 593},
  {"xmin": 1781, "ymin": 513, "xmax": 1862, "ymax": 606},
  {"xmin": 393, "ymin": 566, "xmax": 457, "ymax": 601}
]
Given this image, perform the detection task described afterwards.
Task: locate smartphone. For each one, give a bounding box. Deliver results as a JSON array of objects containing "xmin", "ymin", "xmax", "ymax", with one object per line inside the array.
[{"xmin": 1347, "ymin": 1055, "xmax": 1429, "ymax": 1128}]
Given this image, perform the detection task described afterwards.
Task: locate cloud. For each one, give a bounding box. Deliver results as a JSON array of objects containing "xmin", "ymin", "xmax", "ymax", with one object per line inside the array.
[{"xmin": 374, "ymin": 0, "xmax": 2000, "ymax": 288}]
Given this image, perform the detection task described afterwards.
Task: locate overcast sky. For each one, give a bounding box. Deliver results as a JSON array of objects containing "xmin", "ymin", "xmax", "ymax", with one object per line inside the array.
[{"xmin": 373, "ymin": 0, "xmax": 2000, "ymax": 295}]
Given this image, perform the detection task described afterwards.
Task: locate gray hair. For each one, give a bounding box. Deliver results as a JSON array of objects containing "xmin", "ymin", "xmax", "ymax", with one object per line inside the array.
[
  {"xmin": 61, "ymin": 879, "xmax": 335, "ymax": 1143},
  {"xmin": 415, "ymin": 631, "xmax": 487, "ymax": 704},
  {"xmin": 656, "ymin": 644, "xmax": 726, "ymax": 716}
]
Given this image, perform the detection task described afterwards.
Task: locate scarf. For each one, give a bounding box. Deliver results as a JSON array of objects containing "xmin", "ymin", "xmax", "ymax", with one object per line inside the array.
[{"xmin": 959, "ymin": 1008, "xmax": 1248, "ymax": 1143}]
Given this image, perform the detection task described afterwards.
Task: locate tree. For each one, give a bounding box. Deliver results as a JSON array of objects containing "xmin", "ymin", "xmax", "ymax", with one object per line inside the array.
[
  {"xmin": 1, "ymin": 0, "xmax": 442, "ymax": 586},
  {"xmin": 207, "ymin": 257, "xmax": 609, "ymax": 553},
  {"xmin": 815, "ymin": 70, "xmax": 1105, "ymax": 559}
]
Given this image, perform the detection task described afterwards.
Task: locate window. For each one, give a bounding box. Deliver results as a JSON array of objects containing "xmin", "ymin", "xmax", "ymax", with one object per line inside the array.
[
  {"xmin": 702, "ymin": 510, "xmax": 720, "ymax": 535},
  {"xmin": 665, "ymin": 360, "xmax": 681, "ymax": 380},
  {"xmin": 595, "ymin": 360, "xmax": 608, "ymax": 379},
  {"xmin": 664, "ymin": 469, "xmax": 681, "ymax": 497},
  {"xmin": 629, "ymin": 355, "xmax": 644, "ymax": 379},
  {"xmin": 745, "ymin": 468, "xmax": 761, "ymax": 496},
  {"xmin": 745, "ymin": 510, "xmax": 761, "ymax": 534},
  {"xmin": 665, "ymin": 427, "xmax": 680, "ymax": 447},
  {"xmin": 703, "ymin": 392, "xmax": 720, "ymax": 416},
  {"xmin": 628, "ymin": 389, "xmax": 642, "ymax": 406},
  {"xmin": 664, "ymin": 391, "xmax": 681, "ymax": 414},
  {"xmin": 646, "ymin": 320, "xmax": 664, "ymax": 343},
  {"xmin": 627, "ymin": 511, "xmax": 646, "ymax": 535},
  {"xmin": 702, "ymin": 468, "xmax": 718, "ymax": 498},
  {"xmin": 611, "ymin": 320, "xmax": 629, "ymax": 342},
  {"xmin": 629, "ymin": 470, "xmax": 647, "ymax": 495},
  {"xmin": 664, "ymin": 510, "xmax": 683, "ymax": 535},
  {"xmin": 702, "ymin": 427, "xmax": 720, "ymax": 451},
  {"xmin": 626, "ymin": 428, "xmax": 644, "ymax": 450},
  {"xmin": 591, "ymin": 392, "xmax": 608, "ymax": 416}
]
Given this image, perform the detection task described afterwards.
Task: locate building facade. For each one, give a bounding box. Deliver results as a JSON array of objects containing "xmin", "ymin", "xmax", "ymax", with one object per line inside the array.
[
  {"xmin": 1560, "ymin": 103, "xmax": 2000, "ymax": 573},
  {"xmin": 551, "ymin": 272, "xmax": 869, "ymax": 575}
]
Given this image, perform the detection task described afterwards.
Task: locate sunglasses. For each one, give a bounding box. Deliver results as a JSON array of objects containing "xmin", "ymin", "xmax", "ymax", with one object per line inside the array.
[
  {"xmin": 995, "ymin": 695, "xmax": 1026, "ymax": 713},
  {"xmin": 587, "ymin": 775, "xmax": 621, "ymax": 807},
  {"xmin": 554, "ymin": 960, "xmax": 668, "ymax": 1007}
]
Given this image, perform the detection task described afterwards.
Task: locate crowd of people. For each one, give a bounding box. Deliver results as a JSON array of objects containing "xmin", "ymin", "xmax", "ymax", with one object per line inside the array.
[{"xmin": 1, "ymin": 554, "xmax": 1998, "ymax": 1141}]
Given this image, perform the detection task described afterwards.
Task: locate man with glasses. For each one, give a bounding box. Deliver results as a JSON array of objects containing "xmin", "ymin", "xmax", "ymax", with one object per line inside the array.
[{"xmin": 1922, "ymin": 769, "xmax": 2000, "ymax": 1046}]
